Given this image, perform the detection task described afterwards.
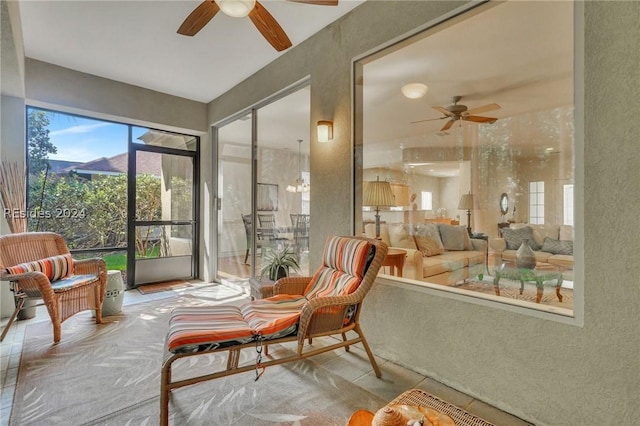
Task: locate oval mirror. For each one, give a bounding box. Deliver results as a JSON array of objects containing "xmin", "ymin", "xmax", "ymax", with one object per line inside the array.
[{"xmin": 500, "ymin": 193, "xmax": 509, "ymax": 216}]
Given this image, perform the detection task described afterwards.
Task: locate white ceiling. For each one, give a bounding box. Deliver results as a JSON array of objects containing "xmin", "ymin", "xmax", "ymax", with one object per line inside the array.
[{"xmin": 18, "ymin": 0, "xmax": 365, "ymax": 103}]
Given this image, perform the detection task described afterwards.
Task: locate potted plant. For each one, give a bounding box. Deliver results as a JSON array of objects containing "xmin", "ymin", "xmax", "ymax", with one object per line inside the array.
[{"xmin": 259, "ymin": 246, "xmax": 300, "ymax": 281}]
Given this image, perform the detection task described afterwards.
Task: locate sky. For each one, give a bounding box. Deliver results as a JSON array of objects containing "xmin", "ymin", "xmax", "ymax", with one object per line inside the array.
[{"xmin": 36, "ymin": 108, "xmax": 146, "ymax": 163}]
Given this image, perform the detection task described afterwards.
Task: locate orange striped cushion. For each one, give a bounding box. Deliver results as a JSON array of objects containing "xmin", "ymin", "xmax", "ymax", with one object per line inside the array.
[
  {"xmin": 6, "ymin": 254, "xmax": 74, "ymax": 282},
  {"xmin": 167, "ymin": 305, "xmax": 255, "ymax": 354},
  {"xmin": 304, "ymin": 237, "xmax": 373, "ymax": 298},
  {"xmin": 241, "ymin": 295, "xmax": 306, "ymax": 340}
]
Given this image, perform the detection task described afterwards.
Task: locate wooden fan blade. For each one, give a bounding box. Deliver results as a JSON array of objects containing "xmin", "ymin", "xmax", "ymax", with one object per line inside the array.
[
  {"xmin": 465, "ymin": 102, "xmax": 500, "ymax": 115},
  {"xmin": 177, "ymin": 1, "xmax": 220, "ymax": 36},
  {"xmin": 463, "ymin": 115, "xmax": 498, "ymax": 123},
  {"xmin": 441, "ymin": 119, "xmax": 455, "ymax": 131},
  {"xmin": 411, "ymin": 116, "xmax": 447, "ymax": 124},
  {"xmin": 288, "ymin": 0, "xmax": 339, "ymax": 5},
  {"xmin": 249, "ymin": 1, "xmax": 293, "ymax": 51},
  {"xmin": 432, "ymin": 106, "xmax": 452, "ymax": 116}
]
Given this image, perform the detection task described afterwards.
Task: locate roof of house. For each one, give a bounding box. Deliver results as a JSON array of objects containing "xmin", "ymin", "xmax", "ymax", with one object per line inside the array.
[{"xmin": 60, "ymin": 151, "xmax": 161, "ymax": 177}]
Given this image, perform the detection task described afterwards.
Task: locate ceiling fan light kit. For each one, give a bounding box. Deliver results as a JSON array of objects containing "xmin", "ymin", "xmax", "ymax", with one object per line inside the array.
[
  {"xmin": 178, "ymin": 0, "xmax": 338, "ymax": 52},
  {"xmin": 401, "ymin": 83, "xmax": 429, "ymax": 99},
  {"xmin": 215, "ymin": 0, "xmax": 256, "ymax": 18}
]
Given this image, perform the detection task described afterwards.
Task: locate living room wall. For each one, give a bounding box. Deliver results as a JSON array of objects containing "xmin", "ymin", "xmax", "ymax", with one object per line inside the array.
[{"xmin": 205, "ymin": 1, "xmax": 639, "ymax": 424}]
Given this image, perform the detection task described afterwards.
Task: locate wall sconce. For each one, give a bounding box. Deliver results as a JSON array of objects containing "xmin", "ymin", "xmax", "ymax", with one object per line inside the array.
[{"xmin": 317, "ymin": 120, "xmax": 333, "ymax": 143}]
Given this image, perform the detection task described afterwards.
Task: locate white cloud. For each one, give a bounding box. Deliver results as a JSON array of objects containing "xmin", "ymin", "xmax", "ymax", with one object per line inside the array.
[
  {"xmin": 49, "ymin": 122, "xmax": 114, "ymax": 137},
  {"xmin": 49, "ymin": 145, "xmax": 102, "ymax": 163}
]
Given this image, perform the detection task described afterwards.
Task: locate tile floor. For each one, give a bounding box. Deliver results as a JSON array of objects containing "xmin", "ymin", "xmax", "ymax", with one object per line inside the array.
[{"xmin": 0, "ymin": 282, "xmax": 532, "ymax": 426}]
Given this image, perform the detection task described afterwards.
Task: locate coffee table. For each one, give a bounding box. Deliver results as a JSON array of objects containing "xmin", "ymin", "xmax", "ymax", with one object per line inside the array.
[{"xmin": 493, "ymin": 264, "xmax": 563, "ymax": 303}]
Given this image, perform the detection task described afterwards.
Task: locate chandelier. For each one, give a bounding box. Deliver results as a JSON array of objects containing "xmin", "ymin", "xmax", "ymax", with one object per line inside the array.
[{"xmin": 286, "ymin": 139, "xmax": 310, "ymax": 193}]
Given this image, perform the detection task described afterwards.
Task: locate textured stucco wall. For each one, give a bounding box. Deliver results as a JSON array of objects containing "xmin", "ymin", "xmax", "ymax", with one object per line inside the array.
[
  {"xmin": 25, "ymin": 59, "xmax": 208, "ymax": 135},
  {"xmin": 206, "ymin": 1, "xmax": 640, "ymax": 424}
]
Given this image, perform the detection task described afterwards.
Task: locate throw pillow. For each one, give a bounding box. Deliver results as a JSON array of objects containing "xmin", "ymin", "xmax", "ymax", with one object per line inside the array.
[
  {"xmin": 6, "ymin": 254, "xmax": 74, "ymax": 282},
  {"xmin": 413, "ymin": 232, "xmax": 444, "ymax": 256},
  {"xmin": 502, "ymin": 226, "xmax": 541, "ymax": 251},
  {"xmin": 437, "ymin": 224, "xmax": 468, "ymax": 251},
  {"xmin": 387, "ymin": 223, "xmax": 417, "ymax": 250},
  {"xmin": 413, "ymin": 223, "xmax": 444, "ymax": 247},
  {"xmin": 541, "ymin": 237, "xmax": 573, "ymax": 255}
]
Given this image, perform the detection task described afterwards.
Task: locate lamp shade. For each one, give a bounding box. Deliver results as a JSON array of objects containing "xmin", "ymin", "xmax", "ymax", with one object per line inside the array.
[
  {"xmin": 457, "ymin": 193, "xmax": 474, "ymax": 210},
  {"xmin": 363, "ymin": 179, "xmax": 395, "ymax": 207},
  {"xmin": 390, "ymin": 183, "xmax": 410, "ymax": 207}
]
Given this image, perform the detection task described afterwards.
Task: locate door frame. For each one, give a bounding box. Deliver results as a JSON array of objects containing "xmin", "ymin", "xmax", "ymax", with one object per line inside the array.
[{"xmin": 126, "ymin": 129, "xmax": 200, "ymax": 288}]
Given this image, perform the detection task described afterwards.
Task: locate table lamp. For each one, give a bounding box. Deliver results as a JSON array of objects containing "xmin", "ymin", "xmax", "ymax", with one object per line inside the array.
[
  {"xmin": 363, "ymin": 177, "xmax": 395, "ymax": 239},
  {"xmin": 457, "ymin": 192, "xmax": 474, "ymax": 236}
]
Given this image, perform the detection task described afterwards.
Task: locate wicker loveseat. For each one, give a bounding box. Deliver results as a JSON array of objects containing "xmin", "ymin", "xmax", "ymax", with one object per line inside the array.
[{"xmin": 0, "ymin": 232, "xmax": 107, "ymax": 343}]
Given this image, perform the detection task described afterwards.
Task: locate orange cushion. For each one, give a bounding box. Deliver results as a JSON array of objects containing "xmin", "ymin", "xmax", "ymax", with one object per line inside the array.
[{"xmin": 6, "ymin": 254, "xmax": 74, "ymax": 281}]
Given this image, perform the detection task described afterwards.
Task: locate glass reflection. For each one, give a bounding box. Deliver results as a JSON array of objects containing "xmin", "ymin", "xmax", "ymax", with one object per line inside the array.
[{"xmin": 355, "ymin": 1, "xmax": 575, "ymax": 314}]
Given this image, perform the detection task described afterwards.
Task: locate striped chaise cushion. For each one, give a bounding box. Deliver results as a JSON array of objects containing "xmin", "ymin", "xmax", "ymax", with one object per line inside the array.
[
  {"xmin": 167, "ymin": 297, "xmax": 307, "ymax": 354},
  {"xmin": 304, "ymin": 237, "xmax": 373, "ymax": 298},
  {"xmin": 167, "ymin": 305, "xmax": 255, "ymax": 354},
  {"xmin": 6, "ymin": 254, "xmax": 74, "ymax": 282},
  {"xmin": 241, "ymin": 294, "xmax": 307, "ymax": 340},
  {"xmin": 166, "ymin": 237, "xmax": 374, "ymax": 354}
]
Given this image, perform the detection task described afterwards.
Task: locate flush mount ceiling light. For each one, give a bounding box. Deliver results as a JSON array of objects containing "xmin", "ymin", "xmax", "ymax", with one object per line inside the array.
[{"xmin": 401, "ymin": 83, "xmax": 429, "ymax": 99}]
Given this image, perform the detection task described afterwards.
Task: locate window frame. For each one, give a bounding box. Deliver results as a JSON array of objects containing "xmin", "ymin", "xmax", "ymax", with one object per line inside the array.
[{"xmin": 351, "ymin": 0, "xmax": 583, "ymax": 324}]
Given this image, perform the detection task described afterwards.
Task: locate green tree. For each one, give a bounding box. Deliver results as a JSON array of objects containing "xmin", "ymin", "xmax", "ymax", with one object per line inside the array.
[{"xmin": 27, "ymin": 109, "xmax": 57, "ymax": 175}]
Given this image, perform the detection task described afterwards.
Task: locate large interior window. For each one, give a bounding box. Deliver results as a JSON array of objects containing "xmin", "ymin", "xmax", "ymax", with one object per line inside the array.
[{"xmin": 354, "ymin": 1, "xmax": 576, "ymax": 316}]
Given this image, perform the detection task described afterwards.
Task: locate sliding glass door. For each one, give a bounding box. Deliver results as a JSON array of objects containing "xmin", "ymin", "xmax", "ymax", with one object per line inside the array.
[{"xmin": 213, "ymin": 82, "xmax": 311, "ymax": 284}]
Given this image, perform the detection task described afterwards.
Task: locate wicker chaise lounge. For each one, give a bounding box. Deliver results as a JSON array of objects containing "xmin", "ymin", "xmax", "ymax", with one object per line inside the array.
[{"xmin": 160, "ymin": 235, "xmax": 388, "ymax": 425}]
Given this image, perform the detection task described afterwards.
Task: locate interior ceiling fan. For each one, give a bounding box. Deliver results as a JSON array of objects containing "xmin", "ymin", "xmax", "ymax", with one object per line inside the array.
[
  {"xmin": 412, "ymin": 95, "xmax": 501, "ymax": 131},
  {"xmin": 177, "ymin": 0, "xmax": 338, "ymax": 52}
]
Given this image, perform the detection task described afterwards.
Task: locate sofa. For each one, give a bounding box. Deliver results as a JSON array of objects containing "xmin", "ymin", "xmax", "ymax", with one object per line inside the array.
[
  {"xmin": 364, "ymin": 222, "xmax": 487, "ymax": 285},
  {"xmin": 490, "ymin": 223, "xmax": 574, "ymax": 278}
]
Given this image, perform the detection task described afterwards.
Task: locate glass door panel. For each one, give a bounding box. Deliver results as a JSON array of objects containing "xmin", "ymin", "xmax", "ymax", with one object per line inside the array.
[
  {"xmin": 216, "ymin": 116, "xmax": 253, "ymax": 280},
  {"xmin": 132, "ymin": 146, "xmax": 197, "ymax": 285},
  {"xmin": 256, "ymin": 86, "xmax": 311, "ymax": 276}
]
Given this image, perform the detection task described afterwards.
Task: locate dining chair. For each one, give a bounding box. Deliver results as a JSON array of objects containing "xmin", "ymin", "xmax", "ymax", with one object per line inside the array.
[{"xmin": 257, "ymin": 213, "xmax": 291, "ymax": 249}]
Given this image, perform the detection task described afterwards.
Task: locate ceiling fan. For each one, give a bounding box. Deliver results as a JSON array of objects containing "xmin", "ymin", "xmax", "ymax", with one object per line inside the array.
[
  {"xmin": 177, "ymin": 0, "xmax": 338, "ymax": 52},
  {"xmin": 411, "ymin": 95, "xmax": 501, "ymax": 131}
]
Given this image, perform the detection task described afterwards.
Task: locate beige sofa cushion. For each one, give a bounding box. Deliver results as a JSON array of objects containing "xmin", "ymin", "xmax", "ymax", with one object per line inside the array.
[
  {"xmin": 559, "ymin": 225, "xmax": 573, "ymax": 241},
  {"xmin": 548, "ymin": 254, "xmax": 573, "ymax": 268},
  {"xmin": 502, "ymin": 249, "xmax": 552, "ymax": 264}
]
